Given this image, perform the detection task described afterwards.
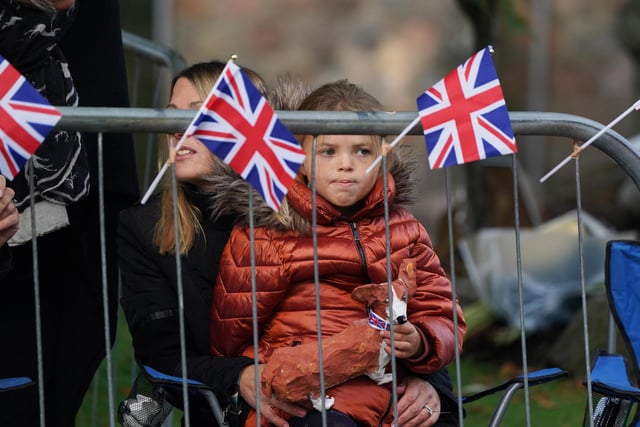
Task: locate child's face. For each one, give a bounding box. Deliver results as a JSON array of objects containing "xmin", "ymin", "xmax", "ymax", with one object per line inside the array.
[{"xmin": 300, "ymin": 134, "xmax": 381, "ymax": 216}]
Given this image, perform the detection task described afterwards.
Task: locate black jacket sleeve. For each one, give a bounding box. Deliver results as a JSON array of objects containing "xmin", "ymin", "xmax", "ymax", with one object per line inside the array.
[
  {"xmin": 0, "ymin": 244, "xmax": 11, "ymax": 275},
  {"xmin": 117, "ymin": 203, "xmax": 252, "ymax": 400}
]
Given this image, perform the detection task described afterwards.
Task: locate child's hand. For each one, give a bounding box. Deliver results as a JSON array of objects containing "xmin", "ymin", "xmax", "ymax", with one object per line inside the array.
[
  {"xmin": 380, "ymin": 321, "xmax": 426, "ymax": 359},
  {"xmin": 239, "ymin": 364, "xmax": 307, "ymax": 427}
]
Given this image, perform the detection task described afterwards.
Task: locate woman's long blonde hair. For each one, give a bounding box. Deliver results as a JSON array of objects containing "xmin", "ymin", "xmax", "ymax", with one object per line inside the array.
[{"xmin": 154, "ymin": 60, "xmax": 267, "ymax": 254}]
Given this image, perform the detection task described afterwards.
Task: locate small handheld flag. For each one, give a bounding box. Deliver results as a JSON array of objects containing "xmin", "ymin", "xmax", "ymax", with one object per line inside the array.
[
  {"xmin": 0, "ymin": 55, "xmax": 62, "ymax": 180},
  {"xmin": 189, "ymin": 60, "xmax": 305, "ymax": 212},
  {"xmin": 141, "ymin": 60, "xmax": 305, "ymax": 212},
  {"xmin": 417, "ymin": 46, "xmax": 516, "ymax": 169}
]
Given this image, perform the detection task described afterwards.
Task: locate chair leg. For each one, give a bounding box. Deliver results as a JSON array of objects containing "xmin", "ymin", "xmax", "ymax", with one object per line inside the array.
[
  {"xmin": 587, "ymin": 396, "xmax": 632, "ymax": 427},
  {"xmin": 487, "ymin": 382, "xmax": 524, "ymax": 427},
  {"xmin": 197, "ymin": 389, "xmax": 230, "ymax": 427}
]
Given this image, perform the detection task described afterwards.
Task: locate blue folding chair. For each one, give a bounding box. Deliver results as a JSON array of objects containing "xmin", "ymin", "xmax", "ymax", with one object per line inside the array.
[
  {"xmin": 0, "ymin": 376, "xmax": 34, "ymax": 392},
  {"xmin": 138, "ymin": 365, "xmax": 567, "ymax": 427},
  {"xmin": 140, "ymin": 365, "xmax": 229, "ymax": 427},
  {"xmin": 587, "ymin": 240, "xmax": 640, "ymax": 426},
  {"xmin": 463, "ymin": 367, "xmax": 568, "ymax": 427}
]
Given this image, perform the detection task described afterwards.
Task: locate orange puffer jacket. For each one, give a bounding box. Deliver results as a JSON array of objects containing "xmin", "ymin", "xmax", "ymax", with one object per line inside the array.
[{"xmin": 210, "ymin": 170, "xmax": 465, "ymax": 426}]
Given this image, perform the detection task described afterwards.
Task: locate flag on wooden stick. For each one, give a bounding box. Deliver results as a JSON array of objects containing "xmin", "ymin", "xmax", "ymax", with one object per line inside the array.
[
  {"xmin": 0, "ymin": 55, "xmax": 62, "ymax": 180},
  {"xmin": 417, "ymin": 46, "xmax": 516, "ymax": 169}
]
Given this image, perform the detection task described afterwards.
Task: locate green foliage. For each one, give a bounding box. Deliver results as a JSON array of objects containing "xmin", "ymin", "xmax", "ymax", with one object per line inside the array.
[{"xmin": 497, "ymin": 0, "xmax": 529, "ymax": 34}]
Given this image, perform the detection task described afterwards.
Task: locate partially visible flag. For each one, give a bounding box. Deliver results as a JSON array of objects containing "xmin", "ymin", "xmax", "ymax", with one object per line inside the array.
[
  {"xmin": 368, "ymin": 309, "xmax": 390, "ymax": 331},
  {"xmin": 416, "ymin": 46, "xmax": 516, "ymax": 169},
  {"xmin": 0, "ymin": 55, "xmax": 62, "ymax": 180},
  {"xmin": 189, "ymin": 60, "xmax": 305, "ymax": 212}
]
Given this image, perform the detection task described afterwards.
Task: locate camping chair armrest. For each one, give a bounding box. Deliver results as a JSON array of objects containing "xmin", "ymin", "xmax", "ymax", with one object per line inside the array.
[
  {"xmin": 142, "ymin": 365, "xmax": 230, "ymax": 427},
  {"xmin": 463, "ymin": 368, "xmax": 568, "ymax": 427},
  {"xmin": 463, "ymin": 367, "xmax": 568, "ymax": 404},
  {"xmin": 0, "ymin": 377, "xmax": 34, "ymax": 392}
]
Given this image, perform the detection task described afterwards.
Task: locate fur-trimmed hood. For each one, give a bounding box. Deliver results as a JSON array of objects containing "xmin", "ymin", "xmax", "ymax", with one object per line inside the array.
[
  {"xmin": 204, "ymin": 74, "xmax": 418, "ymax": 231},
  {"xmin": 204, "ymin": 146, "xmax": 418, "ymax": 232}
]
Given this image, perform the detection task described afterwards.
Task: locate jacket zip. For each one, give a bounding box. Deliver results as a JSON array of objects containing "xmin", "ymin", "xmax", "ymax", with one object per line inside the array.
[
  {"xmin": 349, "ymin": 221, "xmax": 368, "ymax": 276},
  {"xmin": 350, "ymin": 220, "xmax": 393, "ymax": 426}
]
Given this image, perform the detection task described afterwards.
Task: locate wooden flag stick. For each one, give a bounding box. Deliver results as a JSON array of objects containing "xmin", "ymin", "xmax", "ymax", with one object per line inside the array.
[
  {"xmin": 540, "ymin": 99, "xmax": 640, "ymax": 183},
  {"xmin": 366, "ymin": 115, "xmax": 421, "ymax": 174},
  {"xmin": 140, "ymin": 132, "xmax": 189, "ymax": 204}
]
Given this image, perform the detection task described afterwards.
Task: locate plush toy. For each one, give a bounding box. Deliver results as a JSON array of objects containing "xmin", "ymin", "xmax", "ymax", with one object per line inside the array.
[{"xmin": 260, "ymin": 259, "xmax": 417, "ymax": 411}]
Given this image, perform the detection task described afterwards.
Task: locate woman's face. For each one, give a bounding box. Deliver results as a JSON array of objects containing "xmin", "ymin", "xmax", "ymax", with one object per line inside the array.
[{"xmin": 167, "ymin": 77, "xmax": 216, "ymax": 189}]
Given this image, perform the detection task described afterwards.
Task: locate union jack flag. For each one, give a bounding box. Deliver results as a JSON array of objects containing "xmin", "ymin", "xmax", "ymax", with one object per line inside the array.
[
  {"xmin": 368, "ymin": 309, "xmax": 390, "ymax": 331},
  {"xmin": 187, "ymin": 60, "xmax": 305, "ymax": 212},
  {"xmin": 0, "ymin": 55, "xmax": 62, "ymax": 180},
  {"xmin": 416, "ymin": 46, "xmax": 516, "ymax": 169}
]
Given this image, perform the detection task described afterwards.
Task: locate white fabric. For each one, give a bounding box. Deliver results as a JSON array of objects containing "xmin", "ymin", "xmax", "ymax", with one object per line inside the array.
[{"xmin": 8, "ymin": 201, "xmax": 69, "ymax": 246}]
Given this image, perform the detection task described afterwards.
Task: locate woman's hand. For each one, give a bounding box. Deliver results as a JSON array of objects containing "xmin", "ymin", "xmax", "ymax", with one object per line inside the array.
[
  {"xmin": 0, "ymin": 176, "xmax": 19, "ymax": 247},
  {"xmin": 238, "ymin": 364, "xmax": 307, "ymax": 427},
  {"xmin": 395, "ymin": 376, "xmax": 441, "ymax": 426}
]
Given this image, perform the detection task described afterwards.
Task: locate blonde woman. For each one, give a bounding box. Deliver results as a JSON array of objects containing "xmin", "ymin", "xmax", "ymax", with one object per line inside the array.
[{"xmin": 118, "ymin": 60, "xmax": 309, "ymax": 427}]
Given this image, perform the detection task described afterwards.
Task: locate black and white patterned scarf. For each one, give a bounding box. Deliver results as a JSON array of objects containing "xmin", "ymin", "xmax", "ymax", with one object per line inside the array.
[{"xmin": 0, "ymin": 0, "xmax": 89, "ymax": 211}]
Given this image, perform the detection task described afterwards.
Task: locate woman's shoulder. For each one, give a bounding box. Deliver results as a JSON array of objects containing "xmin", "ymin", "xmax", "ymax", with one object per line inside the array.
[{"xmin": 119, "ymin": 195, "xmax": 161, "ymax": 234}]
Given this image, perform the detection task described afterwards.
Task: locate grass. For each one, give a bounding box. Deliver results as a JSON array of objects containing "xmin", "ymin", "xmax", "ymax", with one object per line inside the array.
[
  {"xmin": 454, "ymin": 357, "xmax": 588, "ymax": 426},
  {"xmin": 75, "ymin": 312, "xmax": 598, "ymax": 426}
]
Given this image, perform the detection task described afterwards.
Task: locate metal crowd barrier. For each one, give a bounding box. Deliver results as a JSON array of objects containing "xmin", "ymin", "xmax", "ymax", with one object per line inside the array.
[
  {"xmin": 57, "ymin": 108, "xmax": 640, "ymax": 190},
  {"xmin": 61, "ymin": 106, "xmax": 640, "ymax": 427},
  {"xmin": 55, "ymin": 28, "xmax": 635, "ymax": 427}
]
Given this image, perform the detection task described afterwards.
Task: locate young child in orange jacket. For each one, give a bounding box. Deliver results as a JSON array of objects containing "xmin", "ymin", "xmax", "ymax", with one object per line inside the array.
[{"xmin": 209, "ymin": 79, "xmax": 465, "ymax": 427}]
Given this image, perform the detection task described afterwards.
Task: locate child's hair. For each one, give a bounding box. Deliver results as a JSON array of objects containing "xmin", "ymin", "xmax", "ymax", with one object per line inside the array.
[
  {"xmin": 268, "ymin": 73, "xmax": 312, "ymax": 111},
  {"xmin": 298, "ymin": 79, "xmax": 383, "ymax": 112},
  {"xmin": 155, "ymin": 60, "xmax": 266, "ymax": 254},
  {"xmin": 297, "ymin": 79, "xmax": 399, "ymax": 172}
]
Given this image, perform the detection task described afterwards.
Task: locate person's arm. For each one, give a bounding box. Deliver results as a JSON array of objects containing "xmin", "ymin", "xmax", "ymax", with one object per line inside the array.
[
  {"xmin": 396, "ymin": 369, "xmax": 461, "ymax": 427},
  {"xmin": 418, "ymin": 368, "xmax": 461, "ymax": 422},
  {"xmin": 0, "ymin": 243, "xmax": 12, "ymax": 275},
  {"xmin": 117, "ymin": 205, "xmax": 253, "ymax": 398},
  {"xmin": 404, "ymin": 220, "xmax": 466, "ymax": 373}
]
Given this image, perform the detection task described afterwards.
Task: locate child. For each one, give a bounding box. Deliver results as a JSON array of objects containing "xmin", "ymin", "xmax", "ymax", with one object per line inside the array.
[{"xmin": 209, "ymin": 79, "xmax": 465, "ymax": 426}]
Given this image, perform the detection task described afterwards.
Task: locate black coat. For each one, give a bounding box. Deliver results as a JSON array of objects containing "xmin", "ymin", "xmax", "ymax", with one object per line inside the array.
[
  {"xmin": 118, "ymin": 191, "xmax": 253, "ymax": 404},
  {"xmin": 0, "ymin": 2, "xmax": 140, "ymax": 425},
  {"xmin": 0, "ymin": 244, "xmax": 10, "ymax": 274}
]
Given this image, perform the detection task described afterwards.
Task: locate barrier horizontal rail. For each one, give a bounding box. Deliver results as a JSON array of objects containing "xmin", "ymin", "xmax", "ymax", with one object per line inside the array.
[{"xmin": 56, "ymin": 107, "xmax": 640, "ymax": 190}]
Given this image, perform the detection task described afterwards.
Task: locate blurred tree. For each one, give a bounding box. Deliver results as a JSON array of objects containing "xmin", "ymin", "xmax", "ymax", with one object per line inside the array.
[
  {"xmin": 616, "ymin": 0, "xmax": 640, "ymax": 113},
  {"xmin": 456, "ymin": 0, "xmax": 498, "ymax": 50},
  {"xmin": 455, "ymin": 0, "xmax": 499, "ymax": 233},
  {"xmin": 452, "ymin": 0, "xmax": 537, "ymax": 233},
  {"xmin": 617, "ymin": 0, "xmax": 640, "ymax": 63}
]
